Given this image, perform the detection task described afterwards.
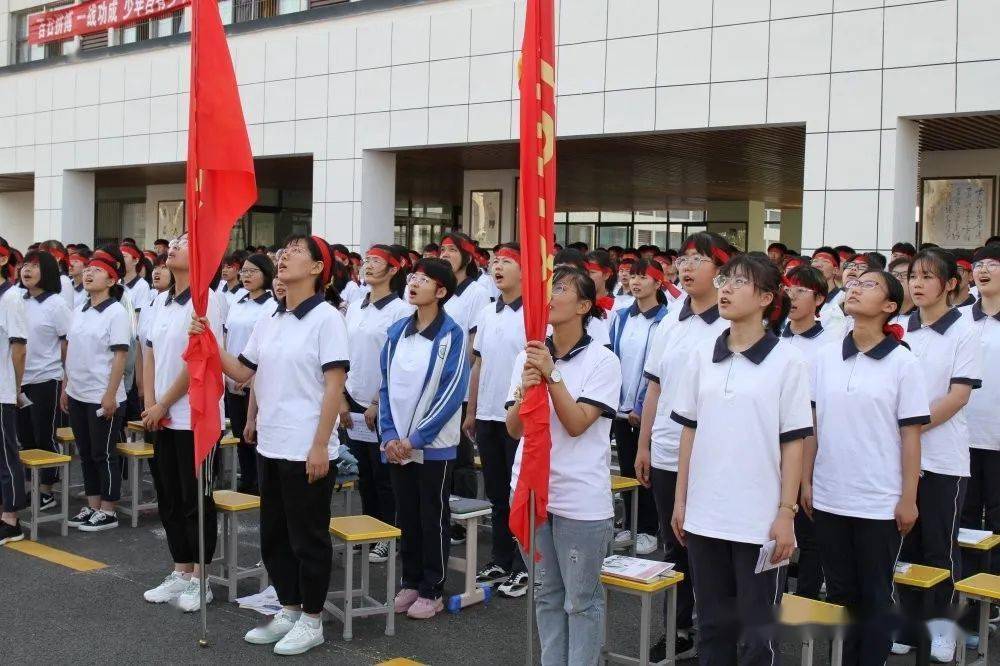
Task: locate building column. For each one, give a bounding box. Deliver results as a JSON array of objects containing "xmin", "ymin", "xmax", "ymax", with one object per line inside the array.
[
  {"xmin": 53, "ymin": 171, "xmax": 96, "ymax": 245},
  {"xmin": 887, "ymin": 119, "xmax": 920, "ymax": 247},
  {"xmin": 358, "ymin": 150, "xmax": 396, "ymax": 250},
  {"xmin": 746, "ymin": 200, "xmax": 766, "ymax": 253},
  {"xmin": 780, "ymin": 209, "xmax": 803, "ymax": 251}
]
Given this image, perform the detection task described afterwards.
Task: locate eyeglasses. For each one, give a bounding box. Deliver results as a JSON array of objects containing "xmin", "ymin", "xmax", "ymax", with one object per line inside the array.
[
  {"xmin": 712, "ymin": 274, "xmax": 752, "ymax": 290},
  {"xmin": 844, "ymin": 279, "xmax": 881, "ymax": 291},
  {"xmin": 283, "ymin": 244, "xmax": 310, "ymax": 257},
  {"xmin": 842, "ymin": 261, "xmax": 868, "ymax": 271},
  {"xmin": 810, "ymin": 258, "xmax": 833, "ymax": 268},
  {"xmin": 238, "ymin": 268, "xmax": 262, "ymax": 277},
  {"xmin": 362, "ymin": 256, "xmax": 386, "ymax": 266},
  {"xmin": 783, "ymin": 286, "xmax": 815, "ymax": 299},
  {"xmin": 675, "ymin": 255, "xmax": 713, "ymax": 269},
  {"xmin": 974, "ymin": 260, "xmax": 1000, "ymax": 273},
  {"xmin": 406, "ymin": 272, "xmax": 440, "ymax": 288},
  {"xmin": 551, "ymin": 282, "xmax": 577, "ymax": 297},
  {"xmin": 890, "ymin": 271, "xmax": 909, "ymax": 281}
]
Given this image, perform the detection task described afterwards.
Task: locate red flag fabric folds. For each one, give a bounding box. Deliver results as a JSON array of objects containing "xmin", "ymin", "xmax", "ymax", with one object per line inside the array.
[
  {"xmin": 182, "ymin": 0, "xmax": 257, "ymax": 471},
  {"xmin": 509, "ymin": 0, "xmax": 557, "ymax": 558}
]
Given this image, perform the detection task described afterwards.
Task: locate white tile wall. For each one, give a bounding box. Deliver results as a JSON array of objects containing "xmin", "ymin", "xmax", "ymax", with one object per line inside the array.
[
  {"xmin": 329, "ymin": 26, "xmax": 357, "ymax": 73},
  {"xmin": 99, "ymin": 64, "xmax": 125, "ymax": 104},
  {"xmin": 558, "ymin": 42, "xmax": 606, "ymax": 95},
  {"xmin": 558, "ymin": 93, "xmax": 605, "ymax": 136},
  {"xmin": 882, "ymin": 64, "xmax": 955, "ymax": 128},
  {"xmin": 711, "ymin": 23, "xmax": 769, "ymax": 82},
  {"xmin": 831, "ymin": 9, "xmax": 882, "ymax": 73},
  {"xmin": 604, "ymin": 89, "xmax": 654, "ymax": 133},
  {"xmin": 713, "ymin": 0, "xmax": 770, "ymax": 26},
  {"xmin": 605, "ymin": 36, "xmax": 657, "ymax": 90},
  {"xmin": 803, "ymin": 133, "xmax": 828, "ymax": 191},
  {"xmin": 266, "ymin": 37, "xmax": 298, "ymax": 81},
  {"xmin": 264, "ymin": 80, "xmax": 296, "ymax": 123},
  {"xmin": 297, "ymin": 32, "xmax": 330, "ymax": 78},
  {"xmin": 656, "ymin": 30, "xmax": 711, "ymax": 87},
  {"xmin": 263, "ymin": 121, "xmax": 294, "ymax": 155},
  {"xmin": 98, "ymin": 102, "xmax": 124, "ymax": 139},
  {"xmin": 766, "ymin": 74, "xmax": 830, "ymax": 131},
  {"xmin": 957, "ymin": 61, "xmax": 1000, "ymax": 113},
  {"xmin": 467, "ymin": 101, "xmax": 510, "ymax": 141},
  {"xmin": 429, "ymin": 58, "xmax": 471, "ymax": 106},
  {"xmin": 296, "ymin": 76, "xmax": 329, "ymax": 120},
  {"xmin": 430, "ymin": 10, "xmax": 471, "ymax": 60},
  {"xmin": 829, "ymin": 70, "xmax": 882, "ymax": 131},
  {"xmin": 607, "ymin": 0, "xmax": 657, "ymax": 39},
  {"xmin": 390, "ymin": 62, "xmax": 430, "ymax": 110},
  {"xmin": 427, "ymin": 104, "xmax": 469, "ymax": 144},
  {"xmin": 709, "ymin": 79, "xmax": 767, "ymax": 127},
  {"xmin": 559, "ymin": 0, "xmax": 606, "ymax": 44},
  {"xmin": 390, "ymin": 108, "xmax": 429, "ymax": 146},
  {"xmin": 392, "ymin": 15, "xmax": 430, "ymax": 65},
  {"xmin": 883, "ymin": 0, "xmax": 957, "ymax": 69},
  {"xmin": 658, "ymin": 0, "xmax": 712, "ymax": 32},
  {"xmin": 355, "ymin": 69, "xmax": 391, "ymax": 114},
  {"xmin": 295, "ymin": 118, "xmax": 327, "ymax": 158},
  {"xmin": 356, "ymin": 23, "xmax": 392, "ymax": 70},
  {"xmin": 328, "ymin": 72, "xmax": 356, "ymax": 116},
  {"xmin": 769, "ymin": 15, "xmax": 831, "ymax": 78},
  {"xmin": 470, "ymin": 2, "xmax": 515, "ymax": 54},
  {"xmin": 826, "ymin": 131, "xmax": 880, "ymax": 190},
  {"xmin": 469, "ymin": 53, "xmax": 512, "ymax": 103},
  {"xmin": 327, "ymin": 115, "xmax": 355, "ymax": 159},
  {"xmin": 957, "ymin": 0, "xmax": 1000, "ymax": 62},
  {"xmin": 824, "ymin": 190, "xmax": 878, "ymax": 248},
  {"xmin": 772, "ymin": 0, "xmax": 832, "ymax": 20}
]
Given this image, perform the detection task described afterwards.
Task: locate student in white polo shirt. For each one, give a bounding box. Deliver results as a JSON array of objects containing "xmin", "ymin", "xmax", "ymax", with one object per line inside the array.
[
  {"xmin": 634, "ymin": 232, "xmax": 734, "ymax": 661},
  {"xmin": 806, "ymin": 270, "xmax": 929, "ymax": 665},
  {"xmin": 888, "ymin": 256, "xmax": 916, "ymax": 326},
  {"xmin": 219, "ymin": 251, "xmax": 249, "ymax": 308},
  {"xmin": 341, "ymin": 244, "xmax": 412, "ymax": 566},
  {"xmin": 585, "ymin": 249, "xmax": 618, "ymax": 315},
  {"xmin": 140, "ymin": 233, "xmax": 225, "ymax": 614},
  {"xmin": 17, "ymin": 249, "xmax": 72, "ymax": 509},
  {"xmin": 812, "ymin": 246, "xmax": 848, "ymax": 336},
  {"xmin": 67, "ymin": 249, "xmax": 91, "ymax": 310},
  {"xmin": 0, "ymin": 273, "xmax": 27, "ymax": 545},
  {"xmin": 223, "ymin": 253, "xmax": 276, "ymax": 496},
  {"xmin": 899, "ymin": 247, "xmax": 981, "ymax": 661},
  {"xmin": 612, "ymin": 253, "xmax": 636, "ymax": 313},
  {"xmin": 554, "ymin": 248, "xmax": 612, "ymax": 347},
  {"xmin": 670, "ymin": 255, "xmax": 812, "ymax": 666},
  {"xmin": 197, "ymin": 234, "xmax": 350, "ymax": 656},
  {"xmin": 465, "ymin": 243, "xmax": 529, "ymax": 597},
  {"xmin": 505, "ymin": 265, "xmax": 622, "ymax": 666},
  {"xmin": 609, "ymin": 259, "xmax": 668, "ymax": 558},
  {"xmin": 121, "ymin": 243, "xmax": 151, "ymax": 313},
  {"xmin": 381, "ymin": 258, "xmax": 469, "ymax": 621},
  {"xmin": 61, "ymin": 246, "xmax": 131, "ymax": 533}
]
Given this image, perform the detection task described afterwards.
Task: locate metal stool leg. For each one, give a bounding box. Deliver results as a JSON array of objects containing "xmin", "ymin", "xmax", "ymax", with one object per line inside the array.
[
  {"xmin": 228, "ymin": 513, "xmax": 239, "ymax": 601},
  {"xmin": 630, "ymin": 489, "xmax": 639, "ymax": 557},
  {"xmin": 59, "ymin": 463, "xmax": 68, "ymax": 536},
  {"xmin": 130, "ymin": 457, "xmax": 140, "ymax": 527},
  {"xmin": 343, "ymin": 542, "xmax": 354, "ymax": 641},
  {"xmin": 29, "ymin": 469, "xmax": 40, "ymax": 541},
  {"xmin": 639, "ymin": 592, "xmax": 651, "ymax": 666},
  {"xmin": 386, "ymin": 539, "xmax": 396, "ymax": 637}
]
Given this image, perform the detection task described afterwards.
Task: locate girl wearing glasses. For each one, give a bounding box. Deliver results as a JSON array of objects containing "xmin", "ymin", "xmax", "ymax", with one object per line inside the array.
[
  {"xmin": 634, "ymin": 232, "xmax": 734, "ymax": 661},
  {"xmin": 812, "ymin": 246, "xmax": 848, "ymax": 335},
  {"xmin": 670, "ymin": 254, "xmax": 812, "ymax": 666},
  {"xmin": 897, "ymin": 248, "xmax": 981, "ymax": 662},
  {"xmin": 807, "ymin": 270, "xmax": 928, "ymax": 665},
  {"xmin": 222, "ymin": 253, "xmax": 276, "ymax": 495},
  {"xmin": 380, "ymin": 258, "xmax": 468, "ymax": 620},
  {"xmin": 887, "ymin": 256, "xmax": 916, "ymax": 326}
]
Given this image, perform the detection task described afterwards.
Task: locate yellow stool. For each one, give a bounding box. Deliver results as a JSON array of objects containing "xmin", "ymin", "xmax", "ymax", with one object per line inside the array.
[
  {"xmin": 219, "ymin": 436, "xmax": 240, "ymax": 490},
  {"xmin": 208, "ymin": 490, "xmax": 267, "ymax": 601},
  {"xmin": 779, "ymin": 593, "xmax": 847, "ymax": 666},
  {"xmin": 116, "ymin": 442, "xmax": 158, "ymax": 527},
  {"xmin": 956, "ymin": 573, "xmax": 1000, "ymax": 666},
  {"xmin": 55, "ymin": 426, "xmax": 84, "ymax": 497},
  {"xmin": 601, "ymin": 571, "xmax": 685, "ymax": 666},
  {"xmin": 894, "ymin": 564, "xmax": 951, "ymax": 665},
  {"xmin": 611, "ymin": 475, "xmax": 640, "ymax": 557},
  {"xmin": 334, "ymin": 480, "xmax": 358, "ymax": 515},
  {"xmin": 126, "ymin": 420, "xmax": 144, "ymax": 441},
  {"xmin": 19, "ymin": 449, "xmax": 71, "ymax": 541},
  {"xmin": 325, "ymin": 515, "xmax": 401, "ymax": 641},
  {"xmin": 961, "ymin": 534, "xmax": 1000, "ymax": 574}
]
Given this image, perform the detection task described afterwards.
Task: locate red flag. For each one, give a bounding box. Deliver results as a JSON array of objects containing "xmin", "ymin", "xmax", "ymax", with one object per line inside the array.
[
  {"xmin": 182, "ymin": 0, "xmax": 257, "ymax": 471},
  {"xmin": 510, "ymin": 0, "xmax": 556, "ymax": 558}
]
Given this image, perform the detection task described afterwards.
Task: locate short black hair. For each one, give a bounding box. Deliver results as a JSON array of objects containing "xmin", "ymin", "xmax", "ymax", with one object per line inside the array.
[
  {"xmin": 244, "ymin": 253, "xmax": 275, "ymax": 291},
  {"xmin": 719, "ymin": 254, "xmax": 789, "ymax": 334},
  {"xmin": 154, "ymin": 238, "xmax": 169, "ymax": 246},
  {"xmin": 891, "ymin": 241, "xmax": 916, "ymax": 257},
  {"xmin": 767, "ymin": 242, "xmax": 788, "ymax": 254},
  {"xmin": 973, "ymin": 245, "xmax": 1000, "ymax": 263},
  {"xmin": 414, "ymin": 257, "xmax": 458, "ymax": 302},
  {"xmin": 812, "ymin": 246, "xmax": 841, "ymax": 268},
  {"xmin": 21, "ymin": 250, "xmax": 62, "ymax": 294},
  {"xmin": 554, "ymin": 248, "xmax": 586, "ymax": 270}
]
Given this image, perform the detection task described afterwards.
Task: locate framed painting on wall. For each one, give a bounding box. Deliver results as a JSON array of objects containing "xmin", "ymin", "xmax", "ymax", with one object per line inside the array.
[
  {"xmin": 470, "ymin": 189, "xmax": 502, "ymax": 247},
  {"xmin": 157, "ymin": 200, "xmax": 185, "ymax": 240},
  {"xmin": 920, "ymin": 177, "xmax": 996, "ymax": 249}
]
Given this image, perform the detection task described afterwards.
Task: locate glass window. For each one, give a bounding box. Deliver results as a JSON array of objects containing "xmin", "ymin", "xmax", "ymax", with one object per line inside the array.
[
  {"xmin": 14, "ymin": 5, "xmax": 74, "ymax": 63},
  {"xmin": 568, "ymin": 211, "xmax": 598, "ymax": 223},
  {"xmin": 598, "ymin": 226, "xmax": 629, "ymax": 248}
]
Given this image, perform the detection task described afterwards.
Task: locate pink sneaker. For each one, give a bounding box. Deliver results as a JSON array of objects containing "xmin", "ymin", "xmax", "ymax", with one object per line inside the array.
[
  {"xmin": 393, "ymin": 588, "xmax": 419, "ymax": 613},
  {"xmin": 406, "ymin": 596, "xmax": 444, "ymax": 620}
]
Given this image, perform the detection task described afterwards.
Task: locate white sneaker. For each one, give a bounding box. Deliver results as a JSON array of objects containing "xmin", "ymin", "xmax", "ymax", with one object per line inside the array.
[
  {"xmin": 613, "ymin": 530, "xmax": 633, "ymax": 545},
  {"xmin": 635, "ymin": 533, "xmax": 658, "ymax": 555},
  {"xmin": 369, "ymin": 540, "xmax": 390, "ymax": 564},
  {"xmin": 273, "ymin": 615, "xmax": 324, "ymax": 655},
  {"xmin": 890, "ymin": 642, "xmax": 912, "ymax": 655},
  {"xmin": 245, "ymin": 608, "xmax": 301, "ymax": 644},
  {"xmin": 144, "ymin": 572, "xmax": 189, "ymax": 603},
  {"xmin": 930, "ymin": 634, "xmax": 956, "ymax": 663},
  {"xmin": 177, "ymin": 577, "xmax": 213, "ymax": 612}
]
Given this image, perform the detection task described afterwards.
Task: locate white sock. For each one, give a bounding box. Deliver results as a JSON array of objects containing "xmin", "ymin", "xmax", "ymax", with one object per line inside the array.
[{"xmin": 300, "ymin": 614, "xmax": 321, "ymax": 629}]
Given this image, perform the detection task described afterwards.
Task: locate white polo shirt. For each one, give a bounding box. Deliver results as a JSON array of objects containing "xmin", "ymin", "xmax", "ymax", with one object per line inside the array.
[
  {"xmin": 819, "ymin": 288, "xmax": 848, "ymax": 334},
  {"xmin": 22, "ymin": 291, "xmax": 71, "ymax": 386},
  {"xmin": 508, "ymin": 336, "xmax": 622, "ymax": 521},
  {"xmin": 612, "ymin": 291, "xmax": 635, "ymax": 313},
  {"xmin": 961, "ymin": 301, "xmax": 1000, "ymax": 451},
  {"xmin": 445, "ymin": 276, "xmax": 491, "ymax": 401},
  {"xmin": 239, "ymin": 293, "xmax": 350, "ymax": 461},
  {"xmin": 59, "ymin": 273, "xmax": 75, "ymax": 310},
  {"xmin": 0, "ymin": 281, "xmax": 27, "ymax": 404},
  {"xmin": 145, "ymin": 287, "xmax": 225, "ymax": 430},
  {"xmin": 671, "ymin": 331, "xmax": 813, "ymax": 545},
  {"xmin": 644, "ymin": 299, "xmax": 729, "ymax": 471},
  {"xmin": 811, "ymin": 334, "xmax": 931, "ymax": 520},
  {"xmin": 477, "ymin": 271, "xmax": 500, "ymax": 301},
  {"xmin": 472, "ymin": 296, "xmax": 527, "ymax": 422},
  {"xmin": 904, "ymin": 308, "xmax": 982, "ymax": 477},
  {"xmin": 125, "ymin": 275, "xmax": 151, "ymax": 312},
  {"xmin": 72, "ymin": 282, "xmax": 87, "ymax": 310},
  {"xmin": 65, "ymin": 297, "xmax": 132, "ymax": 404},
  {"xmin": 780, "ymin": 321, "xmax": 835, "ymax": 400},
  {"xmin": 341, "ymin": 280, "xmax": 363, "ymax": 305},
  {"xmin": 613, "ymin": 302, "xmax": 667, "ymax": 416},
  {"xmin": 224, "ymin": 291, "xmax": 277, "ymax": 393}
]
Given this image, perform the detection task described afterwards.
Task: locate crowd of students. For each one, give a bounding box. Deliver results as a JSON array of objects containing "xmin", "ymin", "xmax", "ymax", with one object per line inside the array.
[{"xmin": 0, "ymin": 228, "xmax": 998, "ymax": 665}]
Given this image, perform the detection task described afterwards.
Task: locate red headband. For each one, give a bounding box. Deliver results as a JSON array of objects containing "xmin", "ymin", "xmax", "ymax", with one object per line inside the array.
[
  {"xmin": 311, "ymin": 236, "xmax": 333, "ymax": 285},
  {"xmin": 957, "ymin": 259, "xmax": 973, "ymax": 271},
  {"xmin": 621, "ymin": 252, "xmax": 638, "ymax": 261},
  {"xmin": 47, "ymin": 248, "xmax": 66, "ymax": 263},
  {"xmin": 366, "ymin": 247, "xmax": 400, "ymax": 268},
  {"xmin": 496, "ymin": 247, "xmax": 521, "ymax": 264},
  {"xmin": 812, "ymin": 251, "xmax": 838, "ymax": 267},
  {"xmin": 442, "ymin": 236, "xmax": 478, "ymax": 256},
  {"xmin": 120, "ymin": 245, "xmax": 142, "ymax": 262},
  {"xmin": 640, "ymin": 264, "xmax": 664, "ymax": 284},
  {"xmin": 88, "ymin": 250, "xmax": 120, "ymax": 281},
  {"xmin": 0, "ymin": 246, "xmax": 9, "ymax": 258},
  {"xmin": 67, "ymin": 252, "xmax": 86, "ymax": 266},
  {"xmin": 333, "ymin": 249, "xmax": 349, "ymax": 263},
  {"xmin": 710, "ymin": 247, "xmax": 731, "ymax": 265},
  {"xmin": 143, "ymin": 251, "xmax": 158, "ymax": 262},
  {"xmin": 584, "ymin": 261, "xmax": 608, "ymax": 275}
]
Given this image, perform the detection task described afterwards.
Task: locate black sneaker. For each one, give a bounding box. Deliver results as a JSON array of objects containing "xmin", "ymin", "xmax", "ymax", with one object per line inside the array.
[
  {"xmin": 450, "ymin": 524, "xmax": 466, "ymax": 546},
  {"xmin": 78, "ymin": 510, "xmax": 118, "ymax": 532},
  {"xmin": 38, "ymin": 492, "xmax": 56, "ymax": 511},
  {"xmin": 497, "ymin": 571, "xmax": 529, "ymax": 598},
  {"xmin": 649, "ymin": 631, "xmax": 697, "ymax": 662},
  {"xmin": 0, "ymin": 520, "xmax": 24, "ymax": 545},
  {"xmin": 476, "ymin": 562, "xmax": 509, "ymax": 585},
  {"xmin": 68, "ymin": 506, "xmax": 95, "ymax": 527}
]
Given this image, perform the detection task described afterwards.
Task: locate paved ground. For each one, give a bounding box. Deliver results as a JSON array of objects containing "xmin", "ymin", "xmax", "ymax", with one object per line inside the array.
[{"xmin": 2, "ymin": 464, "xmax": 995, "ymax": 664}]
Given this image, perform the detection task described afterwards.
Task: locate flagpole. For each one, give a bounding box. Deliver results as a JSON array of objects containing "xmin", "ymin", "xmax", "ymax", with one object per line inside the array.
[
  {"xmin": 526, "ymin": 489, "xmax": 535, "ymax": 666},
  {"xmin": 197, "ymin": 458, "xmax": 208, "ymax": 647}
]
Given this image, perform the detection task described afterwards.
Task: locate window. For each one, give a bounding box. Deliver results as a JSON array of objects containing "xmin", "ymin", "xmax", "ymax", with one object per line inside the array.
[
  {"xmin": 551, "ymin": 210, "xmax": 707, "ymax": 249},
  {"xmin": 13, "ymin": 4, "xmax": 75, "ymax": 64},
  {"xmin": 117, "ymin": 8, "xmax": 186, "ymax": 45},
  {"xmin": 219, "ymin": 0, "xmax": 306, "ymax": 25}
]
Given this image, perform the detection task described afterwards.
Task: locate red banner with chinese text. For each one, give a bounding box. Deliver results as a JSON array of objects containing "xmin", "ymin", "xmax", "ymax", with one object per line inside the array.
[{"xmin": 29, "ymin": 0, "xmax": 190, "ymax": 46}]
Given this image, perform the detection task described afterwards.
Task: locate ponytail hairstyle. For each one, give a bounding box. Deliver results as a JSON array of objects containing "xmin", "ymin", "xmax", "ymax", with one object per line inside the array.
[
  {"xmin": 440, "ymin": 231, "xmax": 481, "ymax": 279},
  {"xmin": 92, "ymin": 244, "xmax": 127, "ymax": 301},
  {"xmin": 136, "ymin": 252, "xmax": 153, "ymax": 285},
  {"xmin": 367, "ymin": 243, "xmax": 408, "ymax": 295},
  {"xmin": 585, "ymin": 249, "xmax": 617, "ymax": 294},
  {"xmin": 718, "ymin": 254, "xmax": 789, "ymax": 334},
  {"xmin": 909, "ymin": 246, "xmax": 961, "ymax": 305},
  {"xmin": 630, "ymin": 259, "xmax": 669, "ymax": 305},
  {"xmin": 681, "ymin": 231, "xmax": 739, "ymax": 266},
  {"xmin": 0, "ymin": 236, "xmax": 16, "ymax": 283},
  {"xmin": 21, "ymin": 250, "xmax": 63, "ymax": 294},
  {"xmin": 552, "ymin": 265, "xmax": 605, "ymax": 328},
  {"xmin": 284, "ymin": 234, "xmax": 341, "ymax": 306},
  {"xmin": 38, "ymin": 239, "xmax": 69, "ymax": 275},
  {"xmin": 783, "ymin": 265, "xmax": 828, "ymax": 315},
  {"xmin": 860, "ymin": 269, "xmax": 907, "ymax": 345}
]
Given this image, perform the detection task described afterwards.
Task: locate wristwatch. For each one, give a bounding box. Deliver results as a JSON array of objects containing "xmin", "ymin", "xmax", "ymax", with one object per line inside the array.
[
  {"xmin": 779, "ymin": 502, "xmax": 799, "ymax": 516},
  {"xmin": 548, "ymin": 368, "xmax": 563, "ymax": 385}
]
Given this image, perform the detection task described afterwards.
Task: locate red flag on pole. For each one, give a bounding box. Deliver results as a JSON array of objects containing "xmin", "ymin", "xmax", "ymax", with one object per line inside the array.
[
  {"xmin": 182, "ymin": 0, "xmax": 257, "ymax": 471},
  {"xmin": 509, "ymin": 0, "xmax": 556, "ymax": 557}
]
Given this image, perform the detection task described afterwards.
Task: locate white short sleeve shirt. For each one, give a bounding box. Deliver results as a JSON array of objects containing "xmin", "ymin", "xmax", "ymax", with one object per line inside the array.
[
  {"xmin": 125, "ymin": 276, "xmax": 151, "ymax": 312},
  {"xmin": 65, "ymin": 298, "xmax": 132, "ymax": 404},
  {"xmin": 811, "ymin": 334, "xmax": 931, "ymax": 520},
  {"xmin": 780, "ymin": 321, "xmax": 836, "ymax": 401},
  {"xmin": 472, "ymin": 296, "xmax": 527, "ymax": 422},
  {"xmin": 508, "ymin": 337, "xmax": 622, "ymax": 521},
  {"xmin": 344, "ymin": 292, "xmax": 414, "ymax": 408},
  {"xmin": 961, "ymin": 301, "xmax": 1000, "ymax": 451},
  {"xmin": 0, "ymin": 282, "xmax": 27, "ymax": 404},
  {"xmin": 671, "ymin": 331, "xmax": 814, "ymax": 545},
  {"xmin": 22, "ymin": 291, "xmax": 71, "ymax": 386},
  {"xmin": 224, "ymin": 291, "xmax": 277, "ymax": 393}
]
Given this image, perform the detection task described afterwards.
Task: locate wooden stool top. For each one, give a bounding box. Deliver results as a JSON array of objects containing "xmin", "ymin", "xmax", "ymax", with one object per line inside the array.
[
  {"xmin": 117, "ymin": 442, "xmax": 154, "ymax": 458},
  {"xmin": 955, "ymin": 573, "xmax": 1000, "ymax": 600},
  {"xmin": 219, "ymin": 436, "xmax": 240, "ymax": 447},
  {"xmin": 213, "ymin": 490, "xmax": 261, "ymax": 511},
  {"xmin": 55, "ymin": 427, "xmax": 75, "ymax": 443},
  {"xmin": 329, "ymin": 515, "xmax": 401, "ymax": 542},
  {"xmin": 19, "ymin": 449, "xmax": 72, "ymax": 467},
  {"xmin": 894, "ymin": 564, "xmax": 950, "ymax": 589},
  {"xmin": 779, "ymin": 593, "xmax": 848, "ymax": 626},
  {"xmin": 336, "ymin": 480, "xmax": 355, "ymax": 491},
  {"xmin": 126, "ymin": 421, "xmax": 144, "ymax": 433},
  {"xmin": 961, "ymin": 534, "xmax": 1000, "ymax": 551},
  {"xmin": 601, "ymin": 571, "xmax": 684, "ymax": 593},
  {"xmin": 611, "ymin": 475, "xmax": 640, "ymax": 492}
]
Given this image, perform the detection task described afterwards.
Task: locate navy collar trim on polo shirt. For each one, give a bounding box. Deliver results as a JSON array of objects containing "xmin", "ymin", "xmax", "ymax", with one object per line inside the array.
[
  {"xmin": 24, "ymin": 291, "xmax": 54, "ymax": 303},
  {"xmin": 404, "ymin": 309, "xmax": 445, "ymax": 340},
  {"xmin": 906, "ymin": 307, "xmax": 962, "ymax": 334},
  {"xmin": 239, "ymin": 291, "xmax": 272, "ymax": 305},
  {"xmin": 628, "ymin": 302, "xmax": 665, "ymax": 320},
  {"xmin": 960, "ymin": 293, "xmax": 976, "ymax": 308},
  {"xmin": 82, "ymin": 297, "xmax": 115, "ymax": 313},
  {"xmin": 0, "ymin": 281, "xmax": 13, "ymax": 300},
  {"xmin": 274, "ymin": 292, "xmax": 325, "ymax": 319},
  {"xmin": 825, "ymin": 287, "xmax": 842, "ymax": 304},
  {"xmin": 361, "ymin": 292, "xmax": 398, "ymax": 310},
  {"xmin": 166, "ymin": 287, "xmax": 191, "ymax": 305},
  {"xmin": 842, "ymin": 333, "xmax": 900, "ymax": 360},
  {"xmin": 712, "ymin": 330, "xmax": 780, "ymax": 365},
  {"xmin": 782, "ymin": 321, "xmax": 824, "ymax": 339},
  {"xmin": 126, "ymin": 275, "xmax": 142, "ymax": 289},
  {"xmin": 453, "ymin": 275, "xmax": 476, "ymax": 297},
  {"xmin": 972, "ymin": 299, "xmax": 1000, "ymax": 322},
  {"xmin": 495, "ymin": 296, "xmax": 523, "ymax": 312},
  {"xmin": 678, "ymin": 296, "xmax": 720, "ymax": 324},
  {"xmin": 545, "ymin": 334, "xmax": 593, "ymax": 362},
  {"xmin": 74, "ymin": 282, "xmax": 84, "ymax": 292}
]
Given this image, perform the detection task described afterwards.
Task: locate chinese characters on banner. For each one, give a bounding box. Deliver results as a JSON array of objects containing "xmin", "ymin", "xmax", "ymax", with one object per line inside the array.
[{"xmin": 29, "ymin": 0, "xmax": 190, "ymax": 45}]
